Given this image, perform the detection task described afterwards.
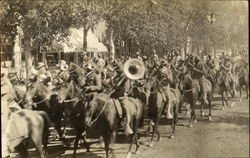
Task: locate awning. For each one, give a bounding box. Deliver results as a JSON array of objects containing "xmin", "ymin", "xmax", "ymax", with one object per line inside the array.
[{"xmin": 62, "ymin": 28, "xmax": 107, "ymax": 53}]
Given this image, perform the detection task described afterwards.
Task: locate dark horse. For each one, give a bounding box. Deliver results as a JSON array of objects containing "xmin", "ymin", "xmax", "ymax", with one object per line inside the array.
[
  {"xmin": 85, "ymin": 93, "xmax": 144, "ymax": 158},
  {"xmin": 57, "ymin": 80, "xmax": 90, "ymax": 156},
  {"xmin": 146, "ymin": 76, "xmax": 182, "ymax": 147},
  {"xmin": 237, "ymin": 67, "xmax": 249, "ymax": 102},
  {"xmin": 215, "ymin": 70, "xmax": 237, "ymax": 109},
  {"xmin": 24, "ymin": 81, "xmax": 68, "ymax": 144},
  {"xmin": 6, "ymin": 109, "xmax": 50, "ymax": 158},
  {"xmin": 179, "ymin": 64, "xmax": 213, "ymax": 124}
]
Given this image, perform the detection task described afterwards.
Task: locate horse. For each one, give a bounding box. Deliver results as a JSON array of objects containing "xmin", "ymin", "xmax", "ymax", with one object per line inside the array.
[
  {"xmin": 85, "ymin": 93, "xmax": 144, "ymax": 158},
  {"xmin": 146, "ymin": 76, "xmax": 182, "ymax": 147},
  {"xmin": 179, "ymin": 64, "xmax": 213, "ymax": 123},
  {"xmin": 57, "ymin": 80, "xmax": 90, "ymax": 156},
  {"xmin": 236, "ymin": 67, "xmax": 249, "ymax": 102},
  {"xmin": 6, "ymin": 109, "xmax": 50, "ymax": 158},
  {"xmin": 24, "ymin": 81, "xmax": 68, "ymax": 144},
  {"xmin": 215, "ymin": 70, "xmax": 237, "ymax": 109}
]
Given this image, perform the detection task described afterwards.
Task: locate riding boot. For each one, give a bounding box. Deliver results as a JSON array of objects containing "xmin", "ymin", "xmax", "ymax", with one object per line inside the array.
[
  {"xmin": 124, "ymin": 116, "xmax": 133, "ymax": 135},
  {"xmin": 203, "ymin": 92, "xmax": 209, "ymax": 104},
  {"xmin": 166, "ymin": 104, "xmax": 173, "ymax": 119}
]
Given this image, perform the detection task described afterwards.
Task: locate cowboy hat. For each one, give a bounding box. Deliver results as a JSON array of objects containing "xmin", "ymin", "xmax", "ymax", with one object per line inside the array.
[
  {"xmin": 56, "ymin": 60, "xmax": 67, "ymax": 67},
  {"xmin": 36, "ymin": 62, "xmax": 46, "ymax": 69}
]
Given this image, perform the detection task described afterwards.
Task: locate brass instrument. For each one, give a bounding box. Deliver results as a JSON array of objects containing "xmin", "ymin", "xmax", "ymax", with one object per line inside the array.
[{"xmin": 123, "ymin": 58, "xmax": 145, "ymax": 80}]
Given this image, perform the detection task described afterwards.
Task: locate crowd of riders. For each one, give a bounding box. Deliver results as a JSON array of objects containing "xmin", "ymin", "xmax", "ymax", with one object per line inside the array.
[{"xmin": 1, "ymin": 48, "xmax": 248, "ymax": 157}]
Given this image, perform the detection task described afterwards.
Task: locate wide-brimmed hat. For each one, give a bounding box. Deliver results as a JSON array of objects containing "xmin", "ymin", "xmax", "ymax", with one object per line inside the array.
[
  {"xmin": 36, "ymin": 62, "xmax": 46, "ymax": 69},
  {"xmin": 195, "ymin": 56, "xmax": 200, "ymax": 61},
  {"xmin": 56, "ymin": 60, "xmax": 68, "ymax": 71}
]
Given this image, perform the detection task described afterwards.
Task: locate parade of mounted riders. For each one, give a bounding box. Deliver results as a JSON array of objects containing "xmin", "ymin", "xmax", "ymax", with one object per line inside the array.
[{"xmin": 1, "ymin": 0, "xmax": 248, "ymax": 158}]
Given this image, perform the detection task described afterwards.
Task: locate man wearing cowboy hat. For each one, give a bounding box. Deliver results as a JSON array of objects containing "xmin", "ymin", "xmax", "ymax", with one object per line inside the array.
[
  {"xmin": 220, "ymin": 56, "xmax": 237, "ymax": 94},
  {"xmin": 35, "ymin": 62, "xmax": 52, "ymax": 84}
]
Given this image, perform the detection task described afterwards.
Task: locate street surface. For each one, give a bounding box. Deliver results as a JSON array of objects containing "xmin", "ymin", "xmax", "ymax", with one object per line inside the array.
[{"xmin": 10, "ymin": 92, "xmax": 249, "ymax": 158}]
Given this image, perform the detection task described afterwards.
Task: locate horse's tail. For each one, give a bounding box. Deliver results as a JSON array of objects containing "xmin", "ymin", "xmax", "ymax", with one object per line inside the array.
[{"xmin": 38, "ymin": 111, "xmax": 50, "ymax": 143}]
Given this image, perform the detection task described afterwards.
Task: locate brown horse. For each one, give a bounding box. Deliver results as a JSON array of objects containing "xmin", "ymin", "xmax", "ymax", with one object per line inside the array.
[
  {"xmin": 57, "ymin": 80, "xmax": 90, "ymax": 156},
  {"xmin": 85, "ymin": 93, "xmax": 144, "ymax": 158},
  {"xmin": 146, "ymin": 76, "xmax": 182, "ymax": 147},
  {"xmin": 179, "ymin": 64, "xmax": 213, "ymax": 122},
  {"xmin": 215, "ymin": 71, "xmax": 237, "ymax": 109},
  {"xmin": 24, "ymin": 81, "xmax": 68, "ymax": 144},
  {"xmin": 237, "ymin": 67, "xmax": 249, "ymax": 102},
  {"xmin": 6, "ymin": 109, "xmax": 50, "ymax": 158}
]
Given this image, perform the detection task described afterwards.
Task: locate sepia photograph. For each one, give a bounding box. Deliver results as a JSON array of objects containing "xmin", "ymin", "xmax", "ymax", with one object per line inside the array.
[{"xmin": 0, "ymin": 0, "xmax": 249, "ymax": 158}]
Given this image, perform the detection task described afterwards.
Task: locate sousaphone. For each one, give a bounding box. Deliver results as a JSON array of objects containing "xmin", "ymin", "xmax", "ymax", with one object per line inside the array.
[{"xmin": 123, "ymin": 58, "xmax": 145, "ymax": 80}]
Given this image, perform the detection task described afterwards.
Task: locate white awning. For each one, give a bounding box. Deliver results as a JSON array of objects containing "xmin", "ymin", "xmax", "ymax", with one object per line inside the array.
[{"xmin": 62, "ymin": 28, "xmax": 107, "ymax": 53}]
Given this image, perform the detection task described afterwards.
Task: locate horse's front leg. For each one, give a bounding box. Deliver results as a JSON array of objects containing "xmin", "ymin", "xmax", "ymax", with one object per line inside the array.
[
  {"xmin": 200, "ymin": 99, "xmax": 205, "ymax": 117},
  {"xmin": 221, "ymin": 92, "xmax": 225, "ymax": 110},
  {"xmin": 148, "ymin": 119, "xmax": 157, "ymax": 147},
  {"xmin": 208, "ymin": 93, "xmax": 212, "ymax": 121},
  {"xmin": 72, "ymin": 130, "xmax": 82, "ymax": 157},
  {"xmin": 127, "ymin": 133, "xmax": 135, "ymax": 158},
  {"xmin": 188, "ymin": 102, "xmax": 196, "ymax": 127},
  {"xmin": 103, "ymin": 131, "xmax": 111, "ymax": 158},
  {"xmin": 82, "ymin": 131, "xmax": 90, "ymax": 152},
  {"xmin": 169, "ymin": 106, "xmax": 177, "ymax": 139}
]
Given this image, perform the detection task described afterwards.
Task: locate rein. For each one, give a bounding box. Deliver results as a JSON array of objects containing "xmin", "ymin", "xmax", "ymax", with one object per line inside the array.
[
  {"xmin": 63, "ymin": 97, "xmax": 79, "ymax": 103},
  {"xmin": 32, "ymin": 95, "xmax": 50, "ymax": 105},
  {"xmin": 87, "ymin": 91, "xmax": 114, "ymax": 127},
  {"xmin": 182, "ymin": 88, "xmax": 193, "ymax": 93}
]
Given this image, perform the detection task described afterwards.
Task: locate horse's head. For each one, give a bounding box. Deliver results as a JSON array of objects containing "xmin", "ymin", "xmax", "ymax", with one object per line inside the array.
[
  {"xmin": 57, "ymin": 81, "xmax": 74, "ymax": 103},
  {"xmin": 24, "ymin": 81, "xmax": 49, "ymax": 108},
  {"xmin": 84, "ymin": 94, "xmax": 100, "ymax": 127}
]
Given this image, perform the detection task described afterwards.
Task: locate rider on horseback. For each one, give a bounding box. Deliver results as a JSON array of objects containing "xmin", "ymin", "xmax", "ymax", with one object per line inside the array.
[
  {"xmin": 206, "ymin": 55, "xmax": 216, "ymax": 77},
  {"xmin": 221, "ymin": 56, "xmax": 237, "ymax": 94},
  {"xmin": 193, "ymin": 56, "xmax": 209, "ymax": 104},
  {"xmin": 83, "ymin": 63, "xmax": 103, "ymax": 94},
  {"xmin": 110, "ymin": 63, "xmax": 134, "ymax": 135},
  {"xmin": 54, "ymin": 60, "xmax": 70, "ymax": 85}
]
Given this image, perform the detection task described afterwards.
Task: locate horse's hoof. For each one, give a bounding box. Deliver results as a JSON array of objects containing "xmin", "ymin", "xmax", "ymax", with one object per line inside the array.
[
  {"xmin": 194, "ymin": 119, "xmax": 197, "ymax": 123},
  {"xmin": 169, "ymin": 135, "xmax": 174, "ymax": 139},
  {"xmin": 230, "ymin": 102, "xmax": 235, "ymax": 108},
  {"xmin": 239, "ymin": 99, "xmax": 242, "ymax": 103},
  {"xmin": 126, "ymin": 152, "xmax": 132, "ymax": 158},
  {"xmin": 221, "ymin": 107, "xmax": 225, "ymax": 110},
  {"xmin": 148, "ymin": 142, "xmax": 153, "ymax": 147},
  {"xmin": 188, "ymin": 124, "xmax": 193, "ymax": 128},
  {"xmin": 208, "ymin": 116, "xmax": 212, "ymax": 121},
  {"xmin": 135, "ymin": 150, "xmax": 140, "ymax": 155}
]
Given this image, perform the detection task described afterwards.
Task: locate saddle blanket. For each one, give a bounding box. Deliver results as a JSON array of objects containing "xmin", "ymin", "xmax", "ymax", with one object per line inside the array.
[{"xmin": 113, "ymin": 99, "xmax": 123, "ymax": 118}]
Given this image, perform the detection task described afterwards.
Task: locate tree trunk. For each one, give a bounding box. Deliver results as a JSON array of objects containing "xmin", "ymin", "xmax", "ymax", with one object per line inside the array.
[
  {"xmin": 109, "ymin": 29, "xmax": 115, "ymax": 62},
  {"xmin": 83, "ymin": 27, "xmax": 88, "ymax": 52},
  {"xmin": 23, "ymin": 30, "xmax": 33, "ymax": 88},
  {"xmin": 13, "ymin": 28, "xmax": 22, "ymax": 78}
]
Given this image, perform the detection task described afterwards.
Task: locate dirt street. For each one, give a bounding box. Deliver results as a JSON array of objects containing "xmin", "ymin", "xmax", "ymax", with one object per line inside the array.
[{"xmin": 10, "ymin": 93, "xmax": 249, "ymax": 158}]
